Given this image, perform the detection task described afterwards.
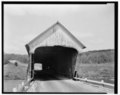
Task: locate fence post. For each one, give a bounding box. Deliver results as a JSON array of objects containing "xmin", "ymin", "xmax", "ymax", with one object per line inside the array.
[
  {"xmin": 27, "ymin": 76, "xmax": 31, "ymax": 81},
  {"xmin": 85, "ymin": 78, "xmax": 87, "ymax": 82},
  {"xmin": 101, "ymin": 80, "xmax": 104, "ymax": 86}
]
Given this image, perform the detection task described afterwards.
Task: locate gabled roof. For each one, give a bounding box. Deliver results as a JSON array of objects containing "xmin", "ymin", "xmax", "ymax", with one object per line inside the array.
[{"xmin": 25, "ymin": 21, "xmax": 86, "ymax": 54}]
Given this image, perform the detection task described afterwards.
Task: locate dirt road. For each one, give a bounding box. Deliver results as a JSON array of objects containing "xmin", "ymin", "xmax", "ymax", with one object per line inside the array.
[{"xmin": 27, "ymin": 79, "xmax": 108, "ymax": 93}]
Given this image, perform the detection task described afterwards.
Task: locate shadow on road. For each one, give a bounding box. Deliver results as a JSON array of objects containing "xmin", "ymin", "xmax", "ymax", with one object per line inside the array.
[
  {"xmin": 31, "ymin": 70, "xmax": 72, "ymax": 81},
  {"xmin": 32, "ymin": 73, "xmax": 70, "ymax": 81}
]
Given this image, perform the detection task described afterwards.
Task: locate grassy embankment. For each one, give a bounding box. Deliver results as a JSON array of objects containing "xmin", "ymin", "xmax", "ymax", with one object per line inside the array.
[
  {"xmin": 75, "ymin": 49, "xmax": 114, "ymax": 84},
  {"xmin": 3, "ymin": 49, "xmax": 114, "ymax": 92}
]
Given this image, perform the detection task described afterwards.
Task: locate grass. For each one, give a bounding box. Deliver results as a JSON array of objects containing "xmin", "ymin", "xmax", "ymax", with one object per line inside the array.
[
  {"xmin": 75, "ymin": 63, "xmax": 114, "ymax": 84},
  {"xmin": 3, "ymin": 63, "xmax": 114, "ymax": 92},
  {"xmin": 4, "ymin": 63, "xmax": 28, "ymax": 80},
  {"xmin": 3, "ymin": 50, "xmax": 114, "ymax": 92},
  {"xmin": 3, "ymin": 63, "xmax": 27, "ymax": 92},
  {"xmin": 3, "ymin": 80, "xmax": 24, "ymax": 92}
]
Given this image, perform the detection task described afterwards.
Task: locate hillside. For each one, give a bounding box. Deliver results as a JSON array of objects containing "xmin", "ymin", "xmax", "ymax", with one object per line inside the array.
[
  {"xmin": 3, "ymin": 49, "xmax": 114, "ymax": 81},
  {"xmin": 75, "ymin": 49, "xmax": 114, "ymax": 83},
  {"xmin": 4, "ymin": 53, "xmax": 29, "ymax": 65},
  {"xmin": 4, "ymin": 62, "xmax": 28, "ymax": 80},
  {"xmin": 4, "ymin": 49, "xmax": 114, "ymax": 65},
  {"xmin": 77, "ymin": 49, "xmax": 114, "ymax": 64}
]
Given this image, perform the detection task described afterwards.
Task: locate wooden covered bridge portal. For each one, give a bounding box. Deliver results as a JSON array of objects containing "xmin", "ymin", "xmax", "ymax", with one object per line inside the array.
[{"xmin": 25, "ymin": 22, "xmax": 86, "ymax": 80}]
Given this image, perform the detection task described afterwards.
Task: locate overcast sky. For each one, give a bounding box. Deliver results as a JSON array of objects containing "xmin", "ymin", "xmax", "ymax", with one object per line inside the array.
[{"xmin": 4, "ymin": 4, "xmax": 114, "ymax": 54}]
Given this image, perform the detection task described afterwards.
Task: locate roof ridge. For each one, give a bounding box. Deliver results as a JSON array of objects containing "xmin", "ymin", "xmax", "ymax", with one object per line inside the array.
[{"xmin": 26, "ymin": 21, "xmax": 86, "ymax": 54}]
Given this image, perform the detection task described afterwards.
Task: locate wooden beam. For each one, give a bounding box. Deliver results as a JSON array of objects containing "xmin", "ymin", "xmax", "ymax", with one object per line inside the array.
[
  {"xmin": 27, "ymin": 53, "xmax": 32, "ymax": 80},
  {"xmin": 27, "ymin": 23, "xmax": 58, "ymax": 50},
  {"xmin": 25, "ymin": 21, "xmax": 86, "ymax": 53}
]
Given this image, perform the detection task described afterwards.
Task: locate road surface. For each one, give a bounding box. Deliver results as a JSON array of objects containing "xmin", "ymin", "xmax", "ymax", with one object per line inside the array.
[{"xmin": 27, "ymin": 79, "xmax": 112, "ymax": 93}]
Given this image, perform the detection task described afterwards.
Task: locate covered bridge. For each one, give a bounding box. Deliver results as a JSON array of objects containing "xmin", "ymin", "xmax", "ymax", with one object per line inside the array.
[{"xmin": 25, "ymin": 21, "xmax": 86, "ymax": 80}]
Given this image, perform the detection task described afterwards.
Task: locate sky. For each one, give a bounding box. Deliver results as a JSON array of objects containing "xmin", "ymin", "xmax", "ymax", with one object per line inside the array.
[{"xmin": 4, "ymin": 4, "xmax": 114, "ymax": 54}]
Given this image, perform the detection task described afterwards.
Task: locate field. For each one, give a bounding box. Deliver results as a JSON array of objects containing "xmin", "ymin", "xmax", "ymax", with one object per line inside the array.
[
  {"xmin": 3, "ymin": 80, "xmax": 24, "ymax": 92},
  {"xmin": 4, "ymin": 63, "xmax": 27, "ymax": 80},
  {"xmin": 76, "ymin": 63, "xmax": 114, "ymax": 84},
  {"xmin": 3, "ymin": 49, "xmax": 115, "ymax": 92}
]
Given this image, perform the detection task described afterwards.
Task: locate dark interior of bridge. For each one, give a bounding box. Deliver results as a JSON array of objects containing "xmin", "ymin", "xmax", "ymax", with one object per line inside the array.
[{"xmin": 32, "ymin": 46, "xmax": 78, "ymax": 80}]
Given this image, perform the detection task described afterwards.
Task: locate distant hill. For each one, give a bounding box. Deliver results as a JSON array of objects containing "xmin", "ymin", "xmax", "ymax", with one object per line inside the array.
[
  {"xmin": 3, "ymin": 49, "xmax": 114, "ymax": 80},
  {"xmin": 4, "ymin": 49, "xmax": 114, "ymax": 65},
  {"xmin": 4, "ymin": 53, "xmax": 29, "ymax": 65},
  {"xmin": 77, "ymin": 49, "xmax": 114, "ymax": 64}
]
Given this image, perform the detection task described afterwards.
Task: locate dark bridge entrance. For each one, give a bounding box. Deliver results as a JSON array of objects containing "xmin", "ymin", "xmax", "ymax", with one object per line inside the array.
[{"xmin": 32, "ymin": 46, "xmax": 78, "ymax": 80}]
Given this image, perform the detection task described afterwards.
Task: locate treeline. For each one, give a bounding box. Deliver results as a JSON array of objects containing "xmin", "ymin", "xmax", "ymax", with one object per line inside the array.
[
  {"xmin": 4, "ymin": 49, "xmax": 114, "ymax": 65},
  {"xmin": 4, "ymin": 53, "xmax": 29, "ymax": 64},
  {"xmin": 77, "ymin": 49, "xmax": 114, "ymax": 64}
]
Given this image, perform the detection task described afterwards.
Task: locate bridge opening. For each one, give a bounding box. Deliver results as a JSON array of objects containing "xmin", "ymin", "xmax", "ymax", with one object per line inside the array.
[{"xmin": 32, "ymin": 46, "xmax": 78, "ymax": 80}]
